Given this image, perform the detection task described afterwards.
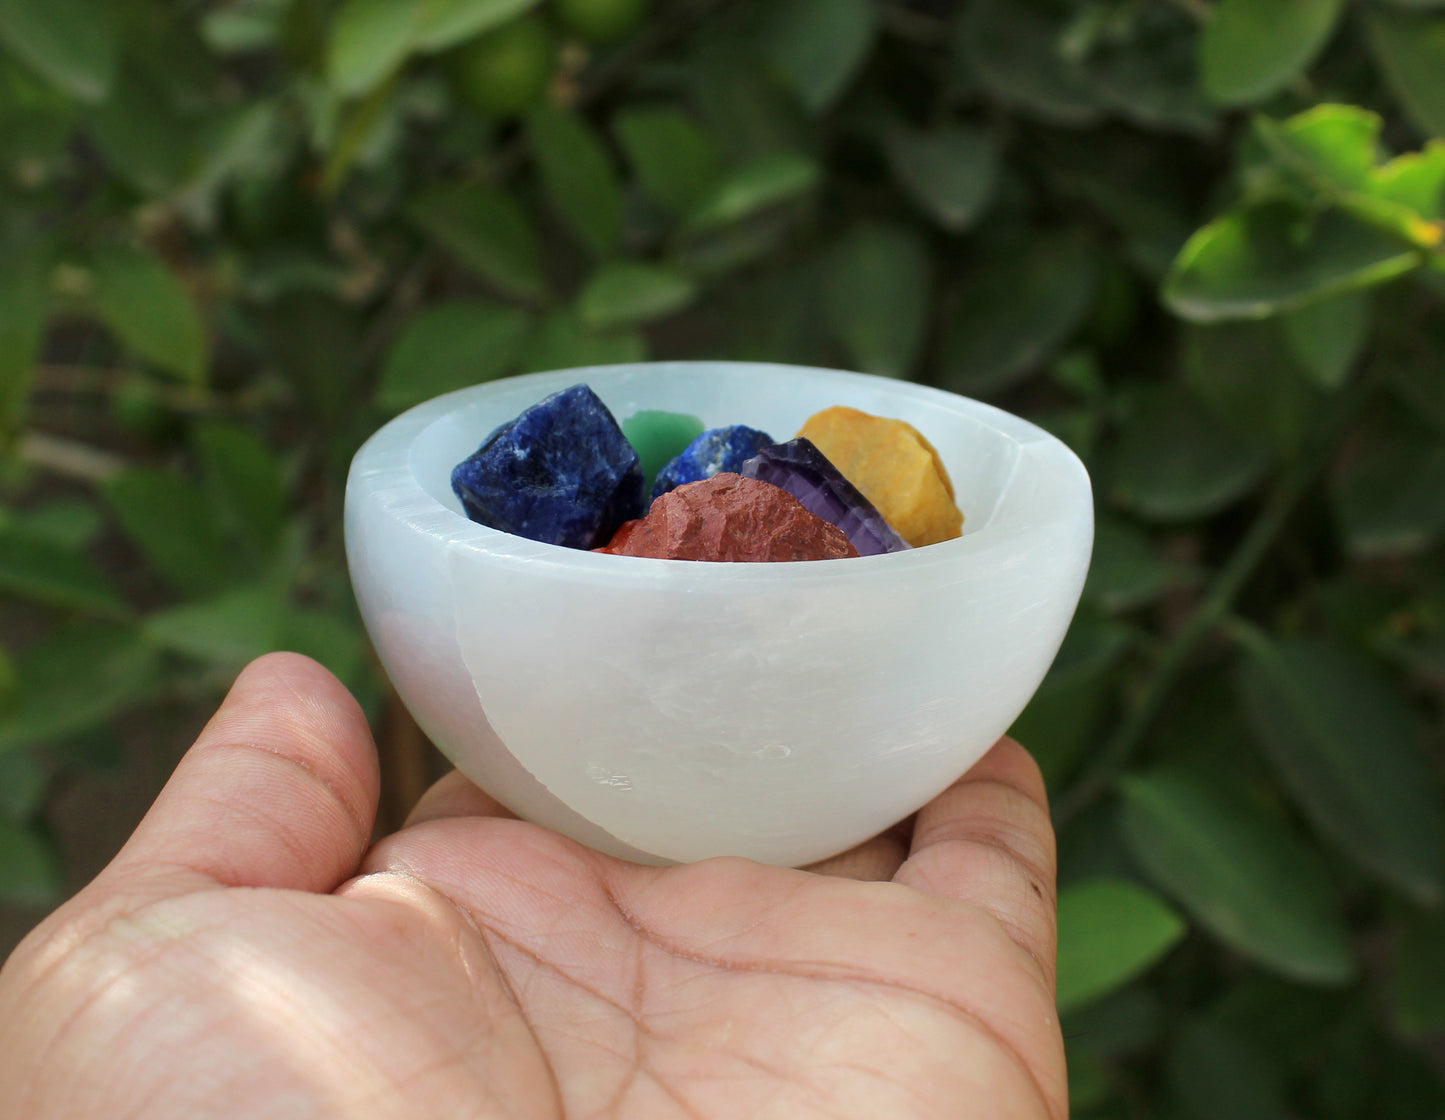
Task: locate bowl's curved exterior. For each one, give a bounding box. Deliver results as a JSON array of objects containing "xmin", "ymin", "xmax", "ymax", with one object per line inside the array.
[{"xmin": 346, "ymin": 363, "xmax": 1093, "ymax": 865}]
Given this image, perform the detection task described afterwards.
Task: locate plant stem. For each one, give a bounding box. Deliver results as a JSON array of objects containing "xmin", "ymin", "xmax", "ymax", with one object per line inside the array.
[
  {"xmin": 1052, "ymin": 462, "xmax": 1311, "ymax": 828},
  {"xmin": 18, "ymin": 432, "xmax": 128, "ymax": 483}
]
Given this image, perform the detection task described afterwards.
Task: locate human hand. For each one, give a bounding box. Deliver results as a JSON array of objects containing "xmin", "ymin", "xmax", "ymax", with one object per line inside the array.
[{"xmin": 0, "ymin": 654, "xmax": 1064, "ymax": 1119}]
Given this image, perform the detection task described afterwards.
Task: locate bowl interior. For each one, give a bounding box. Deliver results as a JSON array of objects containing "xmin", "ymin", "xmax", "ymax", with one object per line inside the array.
[{"xmin": 407, "ymin": 363, "xmax": 1029, "ymax": 539}]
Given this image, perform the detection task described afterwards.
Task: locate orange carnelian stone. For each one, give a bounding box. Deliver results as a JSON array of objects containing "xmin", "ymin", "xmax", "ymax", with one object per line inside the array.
[{"xmin": 796, "ymin": 406, "xmax": 963, "ymax": 547}]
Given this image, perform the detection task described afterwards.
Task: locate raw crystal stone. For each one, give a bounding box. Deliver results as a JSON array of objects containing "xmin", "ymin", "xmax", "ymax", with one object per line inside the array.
[
  {"xmin": 451, "ymin": 383, "xmax": 646, "ymax": 549},
  {"xmin": 622, "ymin": 409, "xmax": 706, "ymax": 490},
  {"xmin": 594, "ymin": 474, "xmax": 859, "ymax": 562},
  {"xmin": 797, "ymin": 406, "xmax": 963, "ymax": 547},
  {"xmin": 740, "ymin": 438, "xmax": 910, "ymax": 557},
  {"xmin": 651, "ymin": 425, "xmax": 775, "ymax": 500}
]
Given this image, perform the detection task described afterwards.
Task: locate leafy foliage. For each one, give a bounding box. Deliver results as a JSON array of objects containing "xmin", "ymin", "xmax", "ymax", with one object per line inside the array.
[{"xmin": 2, "ymin": 0, "xmax": 1445, "ymax": 1112}]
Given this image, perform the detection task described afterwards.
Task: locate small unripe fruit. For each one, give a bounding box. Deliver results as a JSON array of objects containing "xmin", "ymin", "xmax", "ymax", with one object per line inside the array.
[
  {"xmin": 451, "ymin": 14, "xmax": 557, "ymax": 118},
  {"xmin": 554, "ymin": 0, "xmax": 651, "ymax": 44},
  {"xmin": 113, "ymin": 378, "xmax": 166, "ymax": 436}
]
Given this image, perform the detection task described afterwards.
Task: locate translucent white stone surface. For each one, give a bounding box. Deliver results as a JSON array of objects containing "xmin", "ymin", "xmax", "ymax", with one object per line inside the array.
[{"xmin": 345, "ymin": 363, "xmax": 1093, "ymax": 866}]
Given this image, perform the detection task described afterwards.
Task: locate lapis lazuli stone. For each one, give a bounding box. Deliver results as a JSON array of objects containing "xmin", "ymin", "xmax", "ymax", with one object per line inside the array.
[
  {"xmin": 451, "ymin": 383, "xmax": 646, "ymax": 549},
  {"xmin": 740, "ymin": 438, "xmax": 911, "ymax": 557},
  {"xmin": 651, "ymin": 425, "xmax": 775, "ymax": 500}
]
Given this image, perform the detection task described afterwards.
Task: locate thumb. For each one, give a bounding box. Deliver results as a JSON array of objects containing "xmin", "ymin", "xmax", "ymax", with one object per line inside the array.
[{"xmin": 101, "ymin": 652, "xmax": 380, "ymax": 897}]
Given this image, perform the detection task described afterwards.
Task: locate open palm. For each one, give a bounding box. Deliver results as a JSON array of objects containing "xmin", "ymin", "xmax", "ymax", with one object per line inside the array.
[{"xmin": 0, "ymin": 655, "xmax": 1065, "ymax": 1120}]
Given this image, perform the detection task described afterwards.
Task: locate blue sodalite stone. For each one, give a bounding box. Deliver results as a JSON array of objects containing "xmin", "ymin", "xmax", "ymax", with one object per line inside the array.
[
  {"xmin": 651, "ymin": 425, "xmax": 775, "ymax": 500},
  {"xmin": 451, "ymin": 384, "xmax": 646, "ymax": 549},
  {"xmin": 741, "ymin": 438, "xmax": 911, "ymax": 557}
]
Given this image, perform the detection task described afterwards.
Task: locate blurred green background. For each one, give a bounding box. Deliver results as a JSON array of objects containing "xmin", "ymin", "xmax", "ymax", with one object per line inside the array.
[{"xmin": 2, "ymin": 0, "xmax": 1444, "ymax": 1114}]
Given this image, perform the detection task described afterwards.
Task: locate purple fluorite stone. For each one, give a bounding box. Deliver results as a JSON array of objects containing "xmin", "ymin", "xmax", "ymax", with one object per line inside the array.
[{"xmin": 741, "ymin": 438, "xmax": 910, "ymax": 557}]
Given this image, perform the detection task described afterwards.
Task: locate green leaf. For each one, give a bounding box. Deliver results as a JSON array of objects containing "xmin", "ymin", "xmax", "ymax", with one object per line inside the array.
[
  {"xmin": 144, "ymin": 583, "xmax": 286, "ymax": 668},
  {"xmin": 1184, "ymin": 320, "xmax": 1325, "ymax": 459},
  {"xmin": 0, "ymin": 233, "xmax": 50, "ymax": 437},
  {"xmin": 117, "ymin": 3, "xmax": 217, "ymax": 109},
  {"xmin": 1066, "ymin": 1052, "xmax": 1112, "ymax": 1113},
  {"xmin": 1046, "ymin": 136, "xmax": 1195, "ymax": 276},
  {"xmin": 955, "ymin": 0, "xmax": 1103, "ymax": 127},
  {"xmin": 408, "ymin": 183, "xmax": 547, "ymax": 301},
  {"xmin": 1373, "ymin": 141, "xmax": 1445, "ymax": 218},
  {"xmin": 194, "ymin": 422, "xmax": 288, "ymax": 564},
  {"xmin": 1255, "ymin": 104, "xmax": 1382, "ymax": 195},
  {"xmin": 1074, "ymin": 7, "xmax": 1220, "ymax": 137},
  {"xmin": 614, "ymin": 106, "xmax": 723, "ymax": 215},
  {"xmin": 1061, "ymin": 987, "xmax": 1163, "ymax": 1061},
  {"xmin": 379, "ymin": 299, "xmax": 532, "ymax": 410},
  {"xmin": 682, "ymin": 152, "xmax": 821, "ymax": 235},
  {"xmin": 326, "ymin": 0, "xmax": 420, "ymax": 97},
  {"xmin": 1199, "ymin": 0, "xmax": 1345, "ymax": 106},
  {"xmin": 201, "ymin": 0, "xmax": 289, "ymax": 54},
  {"xmin": 180, "ymin": 101, "xmax": 284, "ymax": 223},
  {"xmin": 0, "ymin": 746, "xmax": 49, "ymax": 819},
  {"xmin": 939, "ymin": 239, "xmax": 1095, "ymax": 395},
  {"xmin": 0, "ymin": 56, "xmax": 76, "ymax": 176},
  {"xmin": 1110, "ymin": 385, "xmax": 1270, "ymax": 522},
  {"xmin": 1143, "ymin": 673, "xmax": 1267, "ymax": 789},
  {"xmin": 1279, "ymin": 290, "xmax": 1369, "ymax": 390},
  {"xmin": 520, "ymin": 309, "xmax": 646, "ymax": 373},
  {"xmin": 1010, "ymin": 616, "xmax": 1133, "ymax": 787},
  {"xmin": 760, "ymin": 0, "xmax": 875, "ymax": 114},
  {"xmin": 413, "ymin": 0, "xmax": 542, "ymax": 53},
  {"xmin": 1235, "ymin": 632, "xmax": 1445, "ymax": 903},
  {"xmin": 282, "ymin": 607, "xmax": 368, "ymax": 690},
  {"xmin": 1390, "ymin": 904, "xmax": 1445, "ymax": 1036},
  {"xmin": 1250, "ymin": 106, "xmax": 1445, "ymax": 248},
  {"xmin": 0, "ymin": 622, "xmax": 161, "ymax": 754},
  {"xmin": 1165, "ymin": 1019, "xmax": 1287, "ymax": 1120},
  {"xmin": 0, "ymin": 0, "xmax": 116, "ymax": 102},
  {"xmin": 1208, "ymin": 974, "xmax": 1354, "ymax": 1068},
  {"xmin": 527, "ymin": 105, "xmax": 624, "ymax": 257},
  {"xmin": 1386, "ymin": 329, "xmax": 1445, "ymax": 431},
  {"xmin": 0, "ymin": 817, "xmax": 61, "ymax": 907},
  {"xmin": 262, "ymin": 294, "xmax": 363, "ymax": 425},
  {"xmin": 1331, "ymin": 411, "xmax": 1445, "ymax": 557},
  {"xmin": 1084, "ymin": 517, "xmax": 1194, "ymax": 613},
  {"xmin": 1120, "ymin": 767, "xmax": 1355, "ymax": 984},
  {"xmin": 320, "ymin": 74, "xmax": 400, "ymax": 196},
  {"xmin": 0, "ymin": 530, "xmax": 125, "ymax": 614},
  {"xmin": 578, "ymin": 262, "xmax": 697, "ymax": 330},
  {"xmin": 90, "ymin": 245, "xmax": 208, "ymax": 385},
  {"xmin": 1056, "ymin": 879, "xmax": 1186, "ymax": 1014},
  {"xmin": 1165, "ymin": 202, "xmax": 1421, "ymax": 322},
  {"xmin": 107, "ymin": 467, "xmax": 233, "ymax": 597},
  {"xmin": 822, "ymin": 222, "xmax": 931, "ymax": 379},
  {"xmin": 8, "ymin": 500, "xmax": 103, "ymax": 550},
  {"xmin": 884, "ymin": 126, "xmax": 1000, "ymax": 233},
  {"xmin": 85, "ymin": 68, "xmax": 192, "ymax": 196},
  {"xmin": 1365, "ymin": 7, "xmax": 1445, "ymax": 140}
]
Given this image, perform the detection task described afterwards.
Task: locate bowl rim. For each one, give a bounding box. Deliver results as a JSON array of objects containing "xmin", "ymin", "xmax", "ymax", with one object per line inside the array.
[{"xmin": 346, "ymin": 361, "xmax": 1093, "ymax": 589}]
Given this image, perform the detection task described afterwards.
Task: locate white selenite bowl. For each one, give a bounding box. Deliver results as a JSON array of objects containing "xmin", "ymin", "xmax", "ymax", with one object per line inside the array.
[{"xmin": 345, "ymin": 362, "xmax": 1093, "ymax": 866}]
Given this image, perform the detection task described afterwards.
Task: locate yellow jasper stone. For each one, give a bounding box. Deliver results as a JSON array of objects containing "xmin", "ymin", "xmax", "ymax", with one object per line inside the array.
[{"xmin": 797, "ymin": 406, "xmax": 963, "ymax": 547}]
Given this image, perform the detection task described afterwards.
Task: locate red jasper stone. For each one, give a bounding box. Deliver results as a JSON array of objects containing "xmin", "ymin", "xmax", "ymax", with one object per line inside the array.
[{"xmin": 594, "ymin": 474, "xmax": 859, "ymax": 562}]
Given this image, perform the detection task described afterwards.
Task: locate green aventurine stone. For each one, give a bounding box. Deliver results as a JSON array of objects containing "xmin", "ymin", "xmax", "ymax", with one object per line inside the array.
[{"xmin": 622, "ymin": 409, "xmax": 706, "ymax": 490}]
